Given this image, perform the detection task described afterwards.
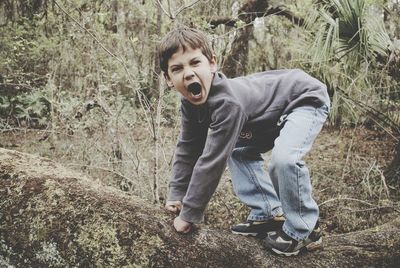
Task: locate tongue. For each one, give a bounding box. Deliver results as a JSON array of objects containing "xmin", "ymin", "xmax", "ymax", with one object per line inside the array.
[{"xmin": 188, "ymin": 82, "xmax": 202, "ymax": 96}]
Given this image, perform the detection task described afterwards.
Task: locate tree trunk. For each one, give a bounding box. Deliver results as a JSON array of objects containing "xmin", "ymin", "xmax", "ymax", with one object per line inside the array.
[
  {"xmin": 385, "ymin": 140, "xmax": 400, "ymax": 188},
  {"xmin": 221, "ymin": 0, "xmax": 265, "ymax": 77},
  {"xmin": 220, "ymin": 0, "xmax": 305, "ymax": 77},
  {"xmin": 1, "ymin": 148, "xmax": 400, "ymax": 267},
  {"xmin": 222, "ymin": 25, "xmax": 253, "ymax": 77}
]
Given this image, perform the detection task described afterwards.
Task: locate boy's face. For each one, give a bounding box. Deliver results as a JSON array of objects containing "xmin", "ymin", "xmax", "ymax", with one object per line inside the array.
[{"xmin": 165, "ymin": 47, "xmax": 217, "ymax": 105}]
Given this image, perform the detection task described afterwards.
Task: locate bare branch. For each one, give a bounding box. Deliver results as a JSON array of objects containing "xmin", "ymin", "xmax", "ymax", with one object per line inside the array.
[
  {"xmin": 174, "ymin": 0, "xmax": 202, "ymax": 18},
  {"xmin": 265, "ymin": 6, "xmax": 305, "ymax": 26},
  {"xmin": 156, "ymin": 0, "xmax": 173, "ymax": 19},
  {"xmin": 209, "ymin": 17, "xmax": 238, "ymax": 28},
  {"xmin": 209, "ymin": 5, "xmax": 304, "ymax": 28},
  {"xmin": 320, "ymin": 196, "xmax": 390, "ymax": 207},
  {"xmin": 53, "ymin": 1, "xmax": 123, "ymax": 65}
]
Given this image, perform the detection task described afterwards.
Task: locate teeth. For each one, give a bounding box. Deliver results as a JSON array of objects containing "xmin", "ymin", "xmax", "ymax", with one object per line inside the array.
[{"xmin": 191, "ymin": 92, "xmax": 201, "ymax": 99}]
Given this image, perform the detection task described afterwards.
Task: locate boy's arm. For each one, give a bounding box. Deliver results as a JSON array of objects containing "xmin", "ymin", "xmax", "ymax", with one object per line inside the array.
[
  {"xmin": 179, "ymin": 101, "xmax": 247, "ymax": 223},
  {"xmin": 168, "ymin": 103, "xmax": 208, "ymax": 203}
]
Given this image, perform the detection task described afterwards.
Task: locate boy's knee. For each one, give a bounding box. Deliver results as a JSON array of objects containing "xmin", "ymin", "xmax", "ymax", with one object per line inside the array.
[{"xmin": 269, "ymin": 153, "xmax": 296, "ymax": 171}]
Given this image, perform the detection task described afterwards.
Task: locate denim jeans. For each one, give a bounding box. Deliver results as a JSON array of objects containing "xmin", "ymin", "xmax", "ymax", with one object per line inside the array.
[{"xmin": 228, "ymin": 104, "xmax": 329, "ymax": 241}]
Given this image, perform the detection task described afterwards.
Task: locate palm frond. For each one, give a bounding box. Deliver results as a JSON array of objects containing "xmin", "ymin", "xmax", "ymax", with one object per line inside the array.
[{"xmin": 306, "ymin": 0, "xmax": 391, "ymax": 65}]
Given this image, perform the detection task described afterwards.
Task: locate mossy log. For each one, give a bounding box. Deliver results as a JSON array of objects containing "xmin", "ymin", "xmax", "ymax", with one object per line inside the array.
[{"xmin": 1, "ymin": 148, "xmax": 400, "ymax": 267}]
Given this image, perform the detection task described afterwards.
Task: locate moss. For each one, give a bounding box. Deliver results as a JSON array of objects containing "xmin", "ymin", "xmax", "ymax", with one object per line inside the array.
[
  {"xmin": 28, "ymin": 215, "xmax": 51, "ymax": 243},
  {"xmin": 11, "ymin": 180, "xmax": 25, "ymax": 196},
  {"xmin": 0, "ymin": 256, "xmax": 15, "ymax": 268},
  {"xmin": 27, "ymin": 180, "xmax": 67, "ymax": 243},
  {"xmin": 35, "ymin": 242, "xmax": 66, "ymax": 267},
  {"xmin": 0, "ymin": 239, "xmax": 16, "ymax": 266},
  {"xmin": 76, "ymin": 215, "xmax": 125, "ymax": 267},
  {"xmin": 130, "ymin": 232, "xmax": 164, "ymax": 267},
  {"xmin": 44, "ymin": 180, "xmax": 66, "ymax": 206}
]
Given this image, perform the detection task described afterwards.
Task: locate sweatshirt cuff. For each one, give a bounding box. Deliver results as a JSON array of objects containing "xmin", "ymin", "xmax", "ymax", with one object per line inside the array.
[
  {"xmin": 179, "ymin": 205, "xmax": 204, "ymax": 223},
  {"xmin": 168, "ymin": 187, "xmax": 186, "ymax": 202}
]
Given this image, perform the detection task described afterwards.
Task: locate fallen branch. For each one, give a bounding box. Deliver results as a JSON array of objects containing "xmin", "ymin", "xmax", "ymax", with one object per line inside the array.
[{"xmin": 1, "ymin": 148, "xmax": 400, "ymax": 267}]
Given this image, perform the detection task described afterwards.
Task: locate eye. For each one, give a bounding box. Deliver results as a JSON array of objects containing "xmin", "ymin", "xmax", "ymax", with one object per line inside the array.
[
  {"xmin": 171, "ymin": 66, "xmax": 182, "ymax": 73},
  {"xmin": 192, "ymin": 60, "xmax": 201, "ymax": 66}
]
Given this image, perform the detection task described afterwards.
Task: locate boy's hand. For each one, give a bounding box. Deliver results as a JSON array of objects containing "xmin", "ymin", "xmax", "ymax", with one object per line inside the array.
[
  {"xmin": 173, "ymin": 216, "xmax": 192, "ymax": 234},
  {"xmin": 165, "ymin": 200, "xmax": 182, "ymax": 214}
]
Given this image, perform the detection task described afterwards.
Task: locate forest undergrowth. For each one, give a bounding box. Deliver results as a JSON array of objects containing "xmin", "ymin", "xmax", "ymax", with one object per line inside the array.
[{"xmin": 0, "ymin": 124, "xmax": 398, "ymax": 236}]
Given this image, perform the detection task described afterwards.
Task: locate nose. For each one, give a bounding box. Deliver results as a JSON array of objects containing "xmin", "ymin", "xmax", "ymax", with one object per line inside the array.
[{"xmin": 183, "ymin": 68, "xmax": 195, "ymax": 81}]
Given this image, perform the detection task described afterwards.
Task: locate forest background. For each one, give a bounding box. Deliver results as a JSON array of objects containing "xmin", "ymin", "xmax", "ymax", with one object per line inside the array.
[{"xmin": 1, "ymin": 0, "xmax": 400, "ymax": 236}]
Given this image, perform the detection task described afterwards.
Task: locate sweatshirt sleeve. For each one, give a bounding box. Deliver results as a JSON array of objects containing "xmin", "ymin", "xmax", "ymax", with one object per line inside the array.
[
  {"xmin": 179, "ymin": 101, "xmax": 247, "ymax": 223},
  {"xmin": 168, "ymin": 103, "xmax": 208, "ymax": 202}
]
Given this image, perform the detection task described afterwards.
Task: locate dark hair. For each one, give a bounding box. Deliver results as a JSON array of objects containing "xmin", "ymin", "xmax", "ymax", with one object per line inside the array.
[{"xmin": 159, "ymin": 26, "xmax": 214, "ymax": 73}]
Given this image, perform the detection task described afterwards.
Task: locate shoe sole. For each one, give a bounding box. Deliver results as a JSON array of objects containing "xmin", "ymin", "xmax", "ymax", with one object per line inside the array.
[
  {"xmin": 271, "ymin": 237, "xmax": 323, "ymax": 257},
  {"xmin": 231, "ymin": 230, "xmax": 273, "ymax": 239},
  {"xmin": 231, "ymin": 230, "xmax": 258, "ymax": 237}
]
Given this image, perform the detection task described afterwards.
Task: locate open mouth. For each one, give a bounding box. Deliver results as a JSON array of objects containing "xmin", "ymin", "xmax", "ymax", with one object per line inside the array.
[{"xmin": 187, "ymin": 82, "xmax": 202, "ymax": 97}]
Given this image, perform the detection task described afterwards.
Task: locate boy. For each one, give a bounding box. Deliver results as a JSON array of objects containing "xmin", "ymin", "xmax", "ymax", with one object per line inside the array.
[{"xmin": 160, "ymin": 26, "xmax": 330, "ymax": 256}]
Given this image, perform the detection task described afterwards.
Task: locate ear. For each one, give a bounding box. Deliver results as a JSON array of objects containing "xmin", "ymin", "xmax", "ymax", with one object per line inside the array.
[
  {"xmin": 209, "ymin": 55, "xmax": 218, "ymax": 73},
  {"xmin": 164, "ymin": 72, "xmax": 174, "ymax": 87}
]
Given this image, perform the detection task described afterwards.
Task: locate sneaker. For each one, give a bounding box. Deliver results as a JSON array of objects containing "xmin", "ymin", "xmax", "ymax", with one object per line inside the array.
[
  {"xmin": 263, "ymin": 223, "xmax": 323, "ymax": 256},
  {"xmin": 231, "ymin": 215, "xmax": 285, "ymax": 238}
]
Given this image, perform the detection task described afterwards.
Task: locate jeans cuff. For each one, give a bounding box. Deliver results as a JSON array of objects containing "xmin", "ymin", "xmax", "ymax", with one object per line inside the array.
[
  {"xmin": 282, "ymin": 224, "xmax": 310, "ymax": 241},
  {"xmin": 247, "ymin": 207, "xmax": 283, "ymax": 221}
]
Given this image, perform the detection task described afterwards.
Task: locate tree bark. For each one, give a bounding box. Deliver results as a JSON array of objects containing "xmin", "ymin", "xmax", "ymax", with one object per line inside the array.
[
  {"xmin": 221, "ymin": 0, "xmax": 264, "ymax": 77},
  {"xmin": 1, "ymin": 148, "xmax": 400, "ymax": 267},
  {"xmin": 220, "ymin": 0, "xmax": 305, "ymax": 77},
  {"xmin": 385, "ymin": 140, "xmax": 400, "ymax": 188},
  {"xmin": 222, "ymin": 25, "xmax": 253, "ymax": 77}
]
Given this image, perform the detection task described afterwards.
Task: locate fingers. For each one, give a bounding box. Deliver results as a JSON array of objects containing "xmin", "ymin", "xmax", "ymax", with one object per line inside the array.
[
  {"xmin": 165, "ymin": 201, "xmax": 182, "ymax": 214},
  {"xmin": 166, "ymin": 202, "xmax": 193, "ymax": 234},
  {"xmin": 180, "ymin": 224, "xmax": 192, "ymax": 234},
  {"xmin": 173, "ymin": 216, "xmax": 192, "ymax": 234},
  {"xmin": 175, "ymin": 202, "xmax": 182, "ymax": 210},
  {"xmin": 166, "ymin": 205, "xmax": 178, "ymax": 213}
]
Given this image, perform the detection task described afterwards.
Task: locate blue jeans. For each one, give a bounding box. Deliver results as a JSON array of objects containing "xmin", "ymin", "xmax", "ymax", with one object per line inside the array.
[{"xmin": 228, "ymin": 104, "xmax": 329, "ymax": 241}]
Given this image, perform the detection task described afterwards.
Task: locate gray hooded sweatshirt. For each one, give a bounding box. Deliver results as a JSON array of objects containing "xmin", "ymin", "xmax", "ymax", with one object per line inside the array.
[{"xmin": 168, "ymin": 69, "xmax": 330, "ymax": 223}]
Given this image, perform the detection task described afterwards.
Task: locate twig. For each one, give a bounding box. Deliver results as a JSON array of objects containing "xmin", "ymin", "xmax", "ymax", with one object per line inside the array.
[
  {"xmin": 320, "ymin": 197, "xmax": 368, "ymax": 207},
  {"xmin": 0, "ymin": 126, "xmax": 74, "ymax": 137},
  {"xmin": 342, "ymin": 205, "xmax": 399, "ymax": 213},
  {"xmin": 155, "ymin": 0, "xmax": 203, "ymax": 20},
  {"xmin": 156, "ymin": 0, "xmax": 172, "ymax": 19},
  {"xmin": 319, "ymin": 196, "xmax": 399, "ymax": 213},
  {"xmin": 67, "ymin": 163, "xmax": 134, "ymax": 184},
  {"xmin": 53, "ymin": 1, "xmax": 123, "ymax": 65},
  {"xmin": 174, "ymin": 0, "xmax": 202, "ymax": 18},
  {"xmin": 377, "ymin": 167, "xmax": 390, "ymax": 198},
  {"xmin": 211, "ymin": 19, "xmax": 256, "ymax": 40},
  {"xmin": 362, "ymin": 159, "xmax": 376, "ymax": 197}
]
